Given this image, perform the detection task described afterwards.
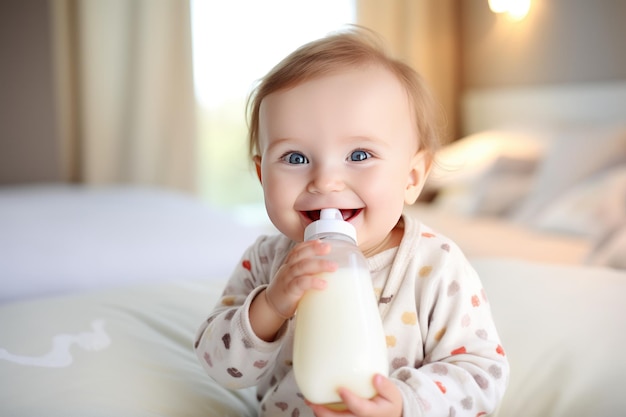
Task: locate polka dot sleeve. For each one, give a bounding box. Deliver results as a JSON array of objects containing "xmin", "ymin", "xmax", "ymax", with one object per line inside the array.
[
  {"xmin": 193, "ymin": 234, "xmax": 292, "ymax": 389},
  {"xmin": 378, "ymin": 216, "xmax": 509, "ymax": 416}
]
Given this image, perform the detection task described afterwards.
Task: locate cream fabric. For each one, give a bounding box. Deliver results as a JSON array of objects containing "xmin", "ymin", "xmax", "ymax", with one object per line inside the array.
[
  {"xmin": 2, "ymin": 260, "xmax": 626, "ymax": 416},
  {"xmin": 51, "ymin": 0, "xmax": 197, "ymax": 192},
  {"xmin": 195, "ymin": 215, "xmax": 508, "ymax": 417},
  {"xmin": 473, "ymin": 258, "xmax": 626, "ymax": 417},
  {"xmin": 355, "ymin": 0, "xmax": 459, "ymax": 142},
  {"xmin": 0, "ymin": 280, "xmax": 257, "ymax": 416}
]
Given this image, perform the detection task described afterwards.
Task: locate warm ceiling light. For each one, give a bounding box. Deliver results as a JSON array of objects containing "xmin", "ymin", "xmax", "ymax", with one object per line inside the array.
[
  {"xmin": 488, "ymin": 0, "xmax": 509, "ymax": 13},
  {"xmin": 489, "ymin": 0, "xmax": 530, "ymax": 20}
]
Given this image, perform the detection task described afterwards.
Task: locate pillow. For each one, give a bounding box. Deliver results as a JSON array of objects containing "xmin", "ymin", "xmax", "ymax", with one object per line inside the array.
[
  {"xmin": 585, "ymin": 166, "xmax": 626, "ymax": 267},
  {"xmin": 586, "ymin": 222, "xmax": 626, "ymax": 269},
  {"xmin": 428, "ymin": 128, "xmax": 552, "ymax": 190},
  {"xmin": 435, "ymin": 156, "xmax": 537, "ymax": 216},
  {"xmin": 465, "ymin": 156, "xmax": 537, "ymax": 216},
  {"xmin": 514, "ymin": 125, "xmax": 626, "ymax": 223},
  {"xmin": 428, "ymin": 128, "xmax": 552, "ymax": 216},
  {"xmin": 529, "ymin": 165, "xmax": 626, "ymax": 237}
]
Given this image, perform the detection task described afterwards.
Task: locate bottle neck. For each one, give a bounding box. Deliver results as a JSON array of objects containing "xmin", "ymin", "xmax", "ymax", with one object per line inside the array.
[{"xmin": 312, "ymin": 232, "xmax": 356, "ymax": 245}]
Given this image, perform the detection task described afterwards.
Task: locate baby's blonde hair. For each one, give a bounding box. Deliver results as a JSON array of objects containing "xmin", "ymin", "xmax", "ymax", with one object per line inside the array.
[{"xmin": 246, "ymin": 25, "xmax": 442, "ymax": 162}]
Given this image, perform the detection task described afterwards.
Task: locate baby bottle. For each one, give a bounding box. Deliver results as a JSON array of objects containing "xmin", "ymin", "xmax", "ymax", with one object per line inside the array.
[{"xmin": 292, "ymin": 208, "xmax": 389, "ymax": 409}]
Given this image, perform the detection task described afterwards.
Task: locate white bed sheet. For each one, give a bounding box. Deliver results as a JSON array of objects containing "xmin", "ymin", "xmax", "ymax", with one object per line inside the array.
[
  {"xmin": 473, "ymin": 258, "xmax": 626, "ymax": 417},
  {"xmin": 0, "ymin": 279, "xmax": 258, "ymax": 417},
  {"xmin": 0, "ymin": 184, "xmax": 268, "ymax": 304},
  {"xmin": 2, "ymin": 259, "xmax": 625, "ymax": 417},
  {"xmin": 405, "ymin": 204, "xmax": 590, "ymax": 265}
]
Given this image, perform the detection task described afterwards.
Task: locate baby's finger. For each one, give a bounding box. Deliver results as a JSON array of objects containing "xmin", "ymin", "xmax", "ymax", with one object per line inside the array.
[
  {"xmin": 287, "ymin": 271, "xmax": 328, "ymax": 294},
  {"xmin": 336, "ymin": 387, "xmax": 370, "ymax": 416},
  {"xmin": 335, "ymin": 375, "xmax": 402, "ymax": 417},
  {"xmin": 287, "ymin": 255, "xmax": 336, "ymax": 281},
  {"xmin": 285, "ymin": 239, "xmax": 332, "ymax": 265},
  {"xmin": 281, "ymin": 242, "xmax": 337, "ymax": 282},
  {"xmin": 305, "ymin": 401, "xmax": 350, "ymax": 417},
  {"xmin": 371, "ymin": 374, "xmax": 402, "ymax": 405}
]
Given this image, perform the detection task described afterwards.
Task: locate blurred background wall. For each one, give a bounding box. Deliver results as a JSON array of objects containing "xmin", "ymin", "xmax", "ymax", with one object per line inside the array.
[
  {"xmin": 1, "ymin": 0, "xmax": 625, "ymax": 202},
  {"xmin": 0, "ymin": 0, "xmax": 60, "ymax": 184},
  {"xmin": 461, "ymin": 0, "xmax": 626, "ymax": 88}
]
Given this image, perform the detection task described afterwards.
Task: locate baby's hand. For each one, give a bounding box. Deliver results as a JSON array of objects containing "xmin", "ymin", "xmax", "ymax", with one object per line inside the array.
[
  {"xmin": 265, "ymin": 239, "xmax": 336, "ymax": 320},
  {"xmin": 308, "ymin": 374, "xmax": 403, "ymax": 417}
]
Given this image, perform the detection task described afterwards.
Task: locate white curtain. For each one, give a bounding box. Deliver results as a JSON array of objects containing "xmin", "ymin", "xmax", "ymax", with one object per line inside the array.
[
  {"xmin": 51, "ymin": 0, "xmax": 197, "ymax": 192},
  {"xmin": 356, "ymin": 0, "xmax": 459, "ymax": 142}
]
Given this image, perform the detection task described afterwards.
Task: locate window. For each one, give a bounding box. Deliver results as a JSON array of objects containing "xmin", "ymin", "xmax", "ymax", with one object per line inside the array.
[{"xmin": 191, "ymin": 0, "xmax": 355, "ymax": 224}]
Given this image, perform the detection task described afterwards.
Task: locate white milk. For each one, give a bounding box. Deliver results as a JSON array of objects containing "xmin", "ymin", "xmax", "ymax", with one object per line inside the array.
[
  {"xmin": 293, "ymin": 208, "xmax": 388, "ymax": 407},
  {"xmin": 293, "ymin": 267, "xmax": 388, "ymax": 405}
]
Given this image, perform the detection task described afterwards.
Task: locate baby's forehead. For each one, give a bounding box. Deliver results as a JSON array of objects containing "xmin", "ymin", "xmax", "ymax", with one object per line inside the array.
[
  {"xmin": 263, "ymin": 64, "xmax": 407, "ymax": 107},
  {"xmin": 257, "ymin": 65, "xmax": 419, "ymax": 151}
]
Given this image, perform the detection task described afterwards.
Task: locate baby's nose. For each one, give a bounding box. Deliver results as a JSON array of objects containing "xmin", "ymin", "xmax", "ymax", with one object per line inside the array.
[{"xmin": 307, "ymin": 166, "xmax": 345, "ymax": 194}]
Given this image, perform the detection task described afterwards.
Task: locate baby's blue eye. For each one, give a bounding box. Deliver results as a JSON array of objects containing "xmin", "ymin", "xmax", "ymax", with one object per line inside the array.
[
  {"xmin": 284, "ymin": 152, "xmax": 309, "ymax": 165},
  {"xmin": 350, "ymin": 150, "xmax": 370, "ymax": 162}
]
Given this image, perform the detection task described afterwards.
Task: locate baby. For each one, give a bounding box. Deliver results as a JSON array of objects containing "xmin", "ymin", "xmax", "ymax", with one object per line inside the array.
[{"xmin": 195, "ymin": 26, "xmax": 509, "ymax": 417}]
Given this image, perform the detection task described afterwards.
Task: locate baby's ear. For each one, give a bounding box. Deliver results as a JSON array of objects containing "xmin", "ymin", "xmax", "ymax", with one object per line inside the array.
[
  {"xmin": 253, "ymin": 155, "xmax": 262, "ymax": 184},
  {"xmin": 404, "ymin": 151, "xmax": 432, "ymax": 205}
]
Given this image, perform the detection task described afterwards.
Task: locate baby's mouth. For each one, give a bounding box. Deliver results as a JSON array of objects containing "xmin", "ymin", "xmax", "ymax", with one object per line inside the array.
[{"xmin": 304, "ymin": 208, "xmax": 362, "ymax": 222}]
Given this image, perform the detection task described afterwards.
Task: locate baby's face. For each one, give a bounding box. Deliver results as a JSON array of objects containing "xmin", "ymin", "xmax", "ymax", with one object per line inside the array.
[{"xmin": 255, "ymin": 65, "xmax": 428, "ymax": 256}]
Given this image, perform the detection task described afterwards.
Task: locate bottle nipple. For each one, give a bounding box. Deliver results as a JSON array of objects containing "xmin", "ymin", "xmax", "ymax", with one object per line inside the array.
[
  {"xmin": 320, "ymin": 208, "xmax": 342, "ymax": 221},
  {"xmin": 304, "ymin": 208, "xmax": 357, "ymax": 243}
]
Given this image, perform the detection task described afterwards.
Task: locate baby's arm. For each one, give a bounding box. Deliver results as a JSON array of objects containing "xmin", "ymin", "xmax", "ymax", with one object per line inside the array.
[
  {"xmin": 194, "ymin": 286, "xmax": 278, "ymax": 387},
  {"xmin": 194, "ymin": 239, "xmax": 282, "ymax": 388},
  {"xmin": 394, "ymin": 259, "xmax": 509, "ymax": 416},
  {"xmin": 194, "ymin": 237, "xmax": 337, "ymax": 388},
  {"xmin": 249, "ymin": 239, "xmax": 335, "ymax": 341}
]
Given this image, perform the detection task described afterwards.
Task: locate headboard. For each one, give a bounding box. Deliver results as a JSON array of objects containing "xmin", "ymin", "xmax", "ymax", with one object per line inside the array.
[{"xmin": 461, "ymin": 81, "xmax": 626, "ymax": 135}]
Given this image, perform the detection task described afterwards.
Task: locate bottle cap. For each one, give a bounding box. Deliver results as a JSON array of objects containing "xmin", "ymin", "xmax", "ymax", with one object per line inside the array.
[{"xmin": 304, "ymin": 208, "xmax": 357, "ymax": 243}]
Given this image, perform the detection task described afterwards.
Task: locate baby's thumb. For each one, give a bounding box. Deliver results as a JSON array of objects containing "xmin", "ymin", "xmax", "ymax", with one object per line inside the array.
[{"xmin": 373, "ymin": 373, "xmax": 396, "ymax": 400}]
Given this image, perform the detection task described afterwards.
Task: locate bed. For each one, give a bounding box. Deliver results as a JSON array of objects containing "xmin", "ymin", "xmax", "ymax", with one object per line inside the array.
[
  {"xmin": 410, "ymin": 81, "xmax": 626, "ymax": 270},
  {"xmin": 2, "ymin": 82, "xmax": 626, "ymax": 417}
]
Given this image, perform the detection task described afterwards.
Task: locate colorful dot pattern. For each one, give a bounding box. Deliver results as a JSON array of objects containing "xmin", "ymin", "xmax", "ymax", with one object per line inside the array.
[{"xmin": 194, "ymin": 214, "xmax": 509, "ymax": 416}]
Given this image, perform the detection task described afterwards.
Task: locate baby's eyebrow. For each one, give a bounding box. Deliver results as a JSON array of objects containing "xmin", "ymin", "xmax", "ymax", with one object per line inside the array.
[
  {"xmin": 343, "ymin": 135, "xmax": 391, "ymax": 149},
  {"xmin": 263, "ymin": 137, "xmax": 300, "ymax": 152},
  {"xmin": 262, "ymin": 134, "xmax": 392, "ymax": 154}
]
